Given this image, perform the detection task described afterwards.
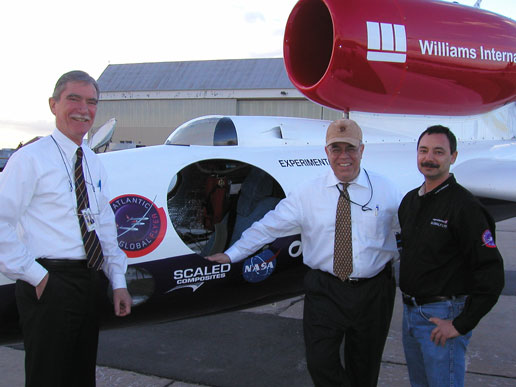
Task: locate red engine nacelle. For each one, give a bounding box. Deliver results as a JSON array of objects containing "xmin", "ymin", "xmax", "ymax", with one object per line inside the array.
[{"xmin": 283, "ymin": 0, "xmax": 516, "ymax": 116}]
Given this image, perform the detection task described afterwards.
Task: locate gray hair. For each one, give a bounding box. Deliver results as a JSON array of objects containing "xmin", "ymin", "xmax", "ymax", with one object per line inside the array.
[{"xmin": 52, "ymin": 70, "xmax": 99, "ymax": 101}]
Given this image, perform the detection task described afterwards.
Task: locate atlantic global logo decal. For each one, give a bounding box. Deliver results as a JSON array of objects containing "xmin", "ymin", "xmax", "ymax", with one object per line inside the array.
[{"xmin": 110, "ymin": 194, "xmax": 167, "ymax": 258}]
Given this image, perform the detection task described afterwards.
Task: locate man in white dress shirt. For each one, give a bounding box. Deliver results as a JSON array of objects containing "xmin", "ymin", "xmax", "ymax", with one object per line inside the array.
[
  {"xmin": 0, "ymin": 70, "xmax": 131, "ymax": 386},
  {"xmin": 207, "ymin": 119, "xmax": 401, "ymax": 387}
]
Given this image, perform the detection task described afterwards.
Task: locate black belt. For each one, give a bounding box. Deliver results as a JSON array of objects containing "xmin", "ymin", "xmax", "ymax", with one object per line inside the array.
[
  {"xmin": 341, "ymin": 263, "xmax": 392, "ymax": 286},
  {"xmin": 402, "ymin": 293, "xmax": 467, "ymax": 307},
  {"xmin": 37, "ymin": 258, "xmax": 88, "ymax": 268}
]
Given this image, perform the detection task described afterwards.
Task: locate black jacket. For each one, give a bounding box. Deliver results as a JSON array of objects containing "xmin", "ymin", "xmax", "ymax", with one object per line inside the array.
[{"xmin": 398, "ymin": 174, "xmax": 504, "ymax": 334}]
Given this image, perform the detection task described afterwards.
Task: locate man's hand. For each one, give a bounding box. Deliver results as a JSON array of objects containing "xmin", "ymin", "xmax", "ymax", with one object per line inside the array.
[
  {"xmin": 205, "ymin": 253, "xmax": 231, "ymax": 263},
  {"xmin": 429, "ymin": 317, "xmax": 460, "ymax": 346},
  {"xmin": 35, "ymin": 273, "xmax": 49, "ymax": 300},
  {"xmin": 113, "ymin": 288, "xmax": 132, "ymax": 317}
]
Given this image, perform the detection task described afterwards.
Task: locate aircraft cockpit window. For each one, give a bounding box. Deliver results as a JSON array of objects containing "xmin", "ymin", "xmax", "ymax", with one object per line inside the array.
[
  {"xmin": 165, "ymin": 116, "xmax": 238, "ymax": 146},
  {"xmin": 167, "ymin": 160, "xmax": 285, "ymax": 255},
  {"xmin": 213, "ymin": 117, "xmax": 238, "ymax": 146}
]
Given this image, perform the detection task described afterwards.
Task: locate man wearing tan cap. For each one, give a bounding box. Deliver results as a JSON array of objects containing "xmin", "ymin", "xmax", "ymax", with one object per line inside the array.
[{"xmin": 207, "ymin": 119, "xmax": 401, "ymax": 386}]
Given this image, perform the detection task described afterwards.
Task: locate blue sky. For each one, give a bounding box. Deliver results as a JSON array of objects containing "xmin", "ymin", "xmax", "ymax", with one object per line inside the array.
[{"xmin": 0, "ymin": 0, "xmax": 514, "ymax": 148}]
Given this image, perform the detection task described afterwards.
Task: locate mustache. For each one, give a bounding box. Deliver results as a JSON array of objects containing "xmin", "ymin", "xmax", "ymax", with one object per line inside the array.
[{"xmin": 420, "ymin": 161, "xmax": 440, "ymax": 168}]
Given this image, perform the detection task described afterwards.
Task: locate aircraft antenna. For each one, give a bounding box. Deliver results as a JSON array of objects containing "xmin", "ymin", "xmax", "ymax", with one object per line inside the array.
[{"xmin": 473, "ymin": 0, "xmax": 482, "ymax": 8}]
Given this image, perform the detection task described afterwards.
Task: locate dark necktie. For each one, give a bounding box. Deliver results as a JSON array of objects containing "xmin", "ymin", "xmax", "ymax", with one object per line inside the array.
[
  {"xmin": 334, "ymin": 183, "xmax": 353, "ymax": 280},
  {"xmin": 75, "ymin": 147, "xmax": 104, "ymax": 270}
]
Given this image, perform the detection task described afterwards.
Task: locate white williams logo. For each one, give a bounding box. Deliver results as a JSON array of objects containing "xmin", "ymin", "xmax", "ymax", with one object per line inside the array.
[
  {"xmin": 366, "ymin": 21, "xmax": 407, "ymax": 63},
  {"xmin": 366, "ymin": 21, "xmax": 515, "ymax": 65}
]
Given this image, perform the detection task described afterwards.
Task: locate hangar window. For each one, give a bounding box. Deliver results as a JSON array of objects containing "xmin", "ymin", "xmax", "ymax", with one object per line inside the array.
[{"xmin": 167, "ymin": 160, "xmax": 285, "ymax": 255}]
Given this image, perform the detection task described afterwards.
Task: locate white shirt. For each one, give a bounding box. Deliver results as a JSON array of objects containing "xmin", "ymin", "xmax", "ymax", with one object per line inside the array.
[
  {"xmin": 0, "ymin": 129, "xmax": 127, "ymax": 289},
  {"xmin": 225, "ymin": 168, "xmax": 402, "ymax": 278}
]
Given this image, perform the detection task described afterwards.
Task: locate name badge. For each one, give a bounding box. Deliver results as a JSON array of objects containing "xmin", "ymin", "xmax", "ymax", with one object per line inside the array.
[{"xmin": 81, "ymin": 208, "xmax": 97, "ymax": 232}]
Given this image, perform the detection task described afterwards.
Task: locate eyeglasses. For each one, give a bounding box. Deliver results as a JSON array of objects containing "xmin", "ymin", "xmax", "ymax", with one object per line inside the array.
[{"xmin": 327, "ymin": 145, "xmax": 360, "ymax": 156}]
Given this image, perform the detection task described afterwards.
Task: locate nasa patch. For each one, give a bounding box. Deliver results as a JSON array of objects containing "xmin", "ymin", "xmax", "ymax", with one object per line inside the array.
[
  {"xmin": 481, "ymin": 229, "xmax": 496, "ymax": 248},
  {"xmin": 242, "ymin": 249, "xmax": 278, "ymax": 283},
  {"xmin": 110, "ymin": 194, "xmax": 167, "ymax": 258}
]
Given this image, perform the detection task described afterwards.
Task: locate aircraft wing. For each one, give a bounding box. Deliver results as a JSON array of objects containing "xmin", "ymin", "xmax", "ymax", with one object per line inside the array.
[{"xmin": 453, "ymin": 158, "xmax": 516, "ymax": 202}]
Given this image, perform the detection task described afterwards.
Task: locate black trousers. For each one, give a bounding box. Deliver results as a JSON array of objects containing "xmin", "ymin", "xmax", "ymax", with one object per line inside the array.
[
  {"xmin": 16, "ymin": 260, "xmax": 100, "ymax": 387},
  {"xmin": 303, "ymin": 266, "xmax": 395, "ymax": 387}
]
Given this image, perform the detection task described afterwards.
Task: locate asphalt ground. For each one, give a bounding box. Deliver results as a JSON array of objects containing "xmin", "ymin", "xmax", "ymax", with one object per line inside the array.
[{"xmin": 1, "ymin": 217, "xmax": 515, "ymax": 386}]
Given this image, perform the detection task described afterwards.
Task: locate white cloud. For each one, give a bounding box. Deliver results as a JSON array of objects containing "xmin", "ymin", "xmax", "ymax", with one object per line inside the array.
[
  {"xmin": 0, "ymin": 119, "xmax": 54, "ymax": 149},
  {"xmin": 244, "ymin": 12, "xmax": 266, "ymax": 23}
]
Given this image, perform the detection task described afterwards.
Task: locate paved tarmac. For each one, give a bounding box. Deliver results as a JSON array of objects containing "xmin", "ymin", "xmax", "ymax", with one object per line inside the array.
[{"xmin": 1, "ymin": 217, "xmax": 515, "ymax": 386}]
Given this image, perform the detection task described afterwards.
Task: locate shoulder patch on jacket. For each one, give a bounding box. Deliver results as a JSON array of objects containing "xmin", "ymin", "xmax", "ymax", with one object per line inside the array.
[{"xmin": 482, "ymin": 229, "xmax": 496, "ymax": 248}]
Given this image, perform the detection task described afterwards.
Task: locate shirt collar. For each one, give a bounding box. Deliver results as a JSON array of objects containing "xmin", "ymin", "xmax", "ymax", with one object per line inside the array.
[
  {"xmin": 325, "ymin": 168, "xmax": 368, "ymax": 189},
  {"xmin": 51, "ymin": 128, "xmax": 86, "ymax": 163},
  {"xmin": 418, "ymin": 174, "xmax": 456, "ymax": 197}
]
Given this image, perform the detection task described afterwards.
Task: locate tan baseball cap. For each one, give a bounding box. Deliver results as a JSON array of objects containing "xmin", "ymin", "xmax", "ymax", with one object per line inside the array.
[{"xmin": 326, "ymin": 119, "xmax": 363, "ymax": 147}]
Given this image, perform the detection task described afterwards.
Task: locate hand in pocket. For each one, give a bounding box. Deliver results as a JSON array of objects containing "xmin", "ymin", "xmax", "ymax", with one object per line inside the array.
[{"xmin": 35, "ymin": 273, "xmax": 49, "ymax": 300}]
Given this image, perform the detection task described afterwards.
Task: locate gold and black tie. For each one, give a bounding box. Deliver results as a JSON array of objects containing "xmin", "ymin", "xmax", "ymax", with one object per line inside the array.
[
  {"xmin": 74, "ymin": 147, "xmax": 104, "ymax": 270},
  {"xmin": 333, "ymin": 183, "xmax": 353, "ymax": 280}
]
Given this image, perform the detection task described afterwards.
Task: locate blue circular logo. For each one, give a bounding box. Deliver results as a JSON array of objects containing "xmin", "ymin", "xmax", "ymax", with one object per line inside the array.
[{"xmin": 242, "ymin": 249, "xmax": 277, "ymax": 283}]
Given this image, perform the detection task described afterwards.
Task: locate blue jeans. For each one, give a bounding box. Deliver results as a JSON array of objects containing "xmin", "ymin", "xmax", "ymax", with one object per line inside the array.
[{"xmin": 402, "ymin": 298, "xmax": 472, "ymax": 387}]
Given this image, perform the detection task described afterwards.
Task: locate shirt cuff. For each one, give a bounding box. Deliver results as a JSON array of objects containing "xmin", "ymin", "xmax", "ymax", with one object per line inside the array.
[
  {"xmin": 21, "ymin": 261, "xmax": 48, "ymax": 287},
  {"xmin": 224, "ymin": 246, "xmax": 243, "ymax": 263},
  {"xmin": 110, "ymin": 273, "xmax": 127, "ymax": 290}
]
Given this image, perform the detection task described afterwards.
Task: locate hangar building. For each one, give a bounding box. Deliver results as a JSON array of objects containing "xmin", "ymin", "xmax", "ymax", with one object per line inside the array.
[{"xmin": 95, "ymin": 58, "xmax": 342, "ymax": 147}]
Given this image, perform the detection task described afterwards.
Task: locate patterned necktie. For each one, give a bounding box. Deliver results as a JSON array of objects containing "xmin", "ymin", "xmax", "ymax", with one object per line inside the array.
[
  {"xmin": 334, "ymin": 183, "xmax": 353, "ymax": 280},
  {"xmin": 74, "ymin": 147, "xmax": 104, "ymax": 270}
]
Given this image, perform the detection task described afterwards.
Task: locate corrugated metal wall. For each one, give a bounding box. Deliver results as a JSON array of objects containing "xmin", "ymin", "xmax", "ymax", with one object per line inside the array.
[
  {"xmin": 94, "ymin": 98, "xmax": 343, "ymax": 146},
  {"xmin": 94, "ymin": 99, "xmax": 238, "ymax": 144},
  {"xmin": 237, "ymin": 99, "xmax": 342, "ymax": 120}
]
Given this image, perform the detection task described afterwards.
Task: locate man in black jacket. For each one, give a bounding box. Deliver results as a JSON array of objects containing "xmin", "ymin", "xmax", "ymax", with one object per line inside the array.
[{"xmin": 398, "ymin": 125, "xmax": 504, "ymax": 387}]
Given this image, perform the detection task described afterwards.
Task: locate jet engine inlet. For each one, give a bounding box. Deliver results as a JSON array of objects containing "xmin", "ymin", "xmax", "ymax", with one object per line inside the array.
[{"xmin": 283, "ymin": 0, "xmax": 333, "ymax": 88}]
